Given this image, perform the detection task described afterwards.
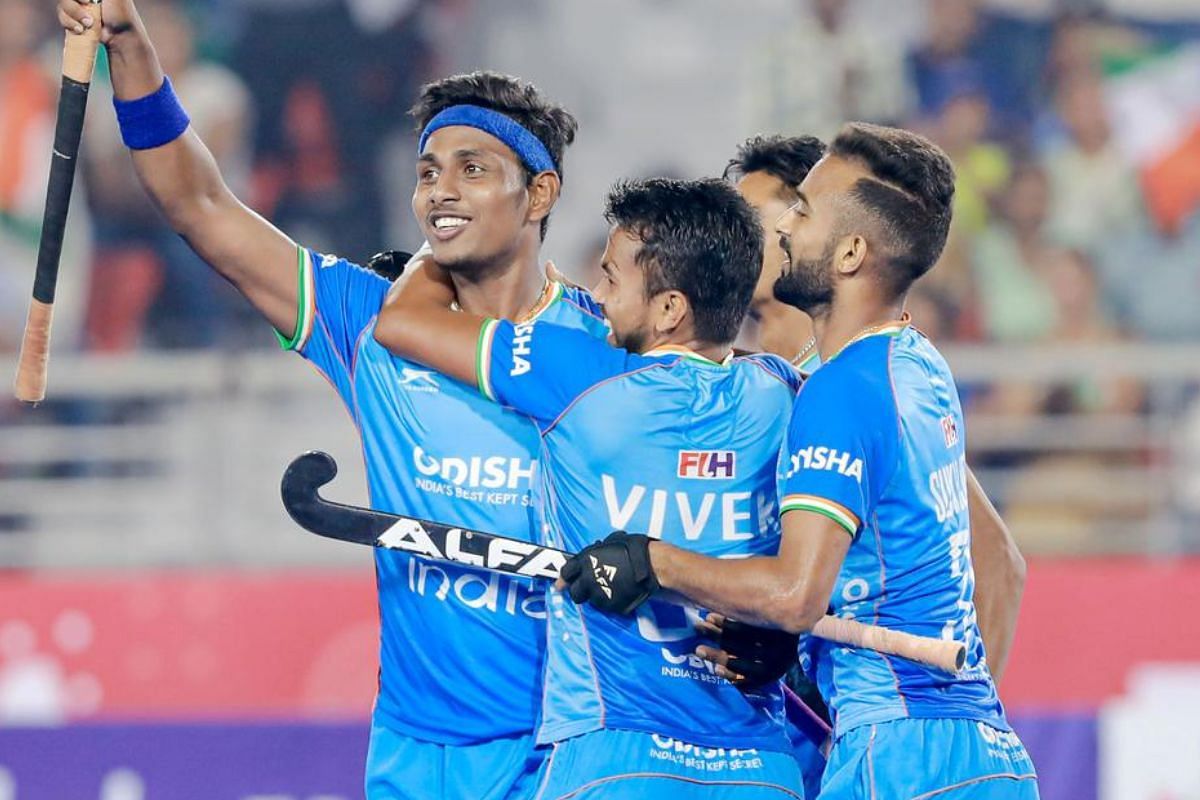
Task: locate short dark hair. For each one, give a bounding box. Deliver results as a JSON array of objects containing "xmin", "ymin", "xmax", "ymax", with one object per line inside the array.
[
  {"xmin": 828, "ymin": 122, "xmax": 956, "ymax": 298},
  {"xmin": 410, "ymin": 71, "xmax": 578, "ymax": 239},
  {"xmin": 604, "ymin": 178, "xmax": 762, "ymax": 344},
  {"xmin": 723, "ymin": 134, "xmax": 826, "ymax": 200}
]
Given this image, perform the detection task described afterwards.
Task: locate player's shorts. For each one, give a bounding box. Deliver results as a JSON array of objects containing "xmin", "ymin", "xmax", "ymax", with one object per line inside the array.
[
  {"xmin": 365, "ymin": 720, "xmax": 548, "ymax": 800},
  {"xmin": 820, "ymin": 718, "xmax": 1039, "ymax": 799},
  {"xmin": 784, "ymin": 686, "xmax": 830, "ymax": 799},
  {"xmin": 533, "ymin": 729, "xmax": 806, "ymax": 799},
  {"xmin": 790, "ymin": 733, "xmax": 826, "ymax": 800}
]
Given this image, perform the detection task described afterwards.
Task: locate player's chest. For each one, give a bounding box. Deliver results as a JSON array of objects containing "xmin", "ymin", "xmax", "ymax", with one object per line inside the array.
[{"xmin": 353, "ymin": 345, "xmax": 542, "ymax": 453}]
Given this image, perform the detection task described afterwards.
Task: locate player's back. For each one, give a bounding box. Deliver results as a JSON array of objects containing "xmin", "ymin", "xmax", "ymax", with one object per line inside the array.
[
  {"xmin": 281, "ymin": 247, "xmax": 609, "ymax": 744},
  {"xmin": 787, "ymin": 326, "xmax": 1007, "ymax": 737},
  {"xmin": 517, "ymin": 343, "xmax": 800, "ymax": 750}
]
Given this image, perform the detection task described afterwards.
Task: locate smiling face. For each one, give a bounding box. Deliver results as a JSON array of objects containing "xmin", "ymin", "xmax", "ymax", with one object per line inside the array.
[
  {"xmin": 772, "ymin": 155, "xmax": 866, "ymax": 314},
  {"xmin": 412, "ymin": 125, "xmax": 538, "ymax": 273},
  {"xmin": 590, "ymin": 226, "xmax": 659, "ymax": 353},
  {"xmin": 736, "ymin": 170, "xmax": 797, "ymax": 309}
]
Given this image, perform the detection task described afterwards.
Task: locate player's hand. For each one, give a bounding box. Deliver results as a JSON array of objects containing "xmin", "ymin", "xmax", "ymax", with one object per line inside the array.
[
  {"xmin": 58, "ymin": 0, "xmax": 138, "ymax": 45},
  {"xmin": 544, "ymin": 260, "xmax": 583, "ymax": 291},
  {"xmin": 557, "ymin": 531, "xmax": 659, "ymax": 615},
  {"xmin": 695, "ymin": 612, "xmax": 800, "ymax": 691}
]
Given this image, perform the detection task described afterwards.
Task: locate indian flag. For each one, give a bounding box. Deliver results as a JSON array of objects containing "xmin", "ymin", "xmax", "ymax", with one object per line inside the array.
[{"xmin": 1106, "ymin": 42, "xmax": 1200, "ymax": 234}]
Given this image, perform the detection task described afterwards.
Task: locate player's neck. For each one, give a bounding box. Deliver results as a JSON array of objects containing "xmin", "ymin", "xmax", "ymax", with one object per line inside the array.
[
  {"xmin": 647, "ymin": 333, "xmax": 730, "ymax": 364},
  {"xmin": 451, "ymin": 251, "xmax": 549, "ymax": 322},
  {"xmin": 753, "ymin": 299, "xmax": 814, "ymax": 360},
  {"xmin": 814, "ymin": 298, "xmax": 906, "ymax": 361}
]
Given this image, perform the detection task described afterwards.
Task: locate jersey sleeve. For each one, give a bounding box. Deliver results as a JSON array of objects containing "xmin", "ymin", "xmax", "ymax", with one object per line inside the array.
[
  {"xmin": 276, "ymin": 246, "xmax": 390, "ymax": 401},
  {"xmin": 476, "ymin": 318, "xmax": 633, "ymax": 425},
  {"xmin": 777, "ymin": 365, "xmax": 898, "ymax": 537}
]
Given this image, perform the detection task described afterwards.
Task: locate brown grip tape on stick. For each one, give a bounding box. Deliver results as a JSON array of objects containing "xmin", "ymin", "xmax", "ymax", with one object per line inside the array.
[
  {"xmin": 812, "ymin": 615, "xmax": 966, "ymax": 674},
  {"xmin": 63, "ymin": 4, "xmax": 102, "ymax": 83},
  {"xmin": 14, "ymin": 300, "xmax": 53, "ymax": 404},
  {"xmin": 15, "ymin": 15, "xmax": 101, "ymax": 403}
]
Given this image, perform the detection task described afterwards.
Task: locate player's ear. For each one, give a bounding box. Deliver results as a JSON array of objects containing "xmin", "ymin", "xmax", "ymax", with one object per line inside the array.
[
  {"xmin": 527, "ymin": 171, "xmax": 561, "ymax": 225},
  {"xmin": 836, "ymin": 233, "xmax": 867, "ymax": 277},
  {"xmin": 654, "ymin": 290, "xmax": 689, "ymax": 335}
]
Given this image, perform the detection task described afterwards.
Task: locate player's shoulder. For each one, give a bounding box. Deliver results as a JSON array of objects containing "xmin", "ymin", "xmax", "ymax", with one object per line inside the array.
[
  {"xmin": 891, "ymin": 325, "xmax": 952, "ymax": 375},
  {"xmin": 305, "ymin": 247, "xmax": 389, "ymax": 285},
  {"xmin": 798, "ymin": 337, "xmax": 896, "ymax": 415},
  {"xmin": 553, "ymin": 283, "xmax": 607, "ymax": 324},
  {"xmin": 733, "ymin": 352, "xmax": 804, "ymax": 394}
]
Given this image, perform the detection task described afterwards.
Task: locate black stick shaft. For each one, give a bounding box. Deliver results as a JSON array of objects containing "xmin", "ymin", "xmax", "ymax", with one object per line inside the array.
[{"xmin": 33, "ymin": 77, "xmax": 91, "ymax": 304}]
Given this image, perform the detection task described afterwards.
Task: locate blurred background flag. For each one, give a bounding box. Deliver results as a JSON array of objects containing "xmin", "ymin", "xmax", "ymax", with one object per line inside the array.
[{"xmin": 1107, "ymin": 41, "xmax": 1200, "ymax": 234}]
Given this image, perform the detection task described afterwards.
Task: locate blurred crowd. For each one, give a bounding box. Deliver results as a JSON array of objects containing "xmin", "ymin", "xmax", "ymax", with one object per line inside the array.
[
  {"xmin": 745, "ymin": 0, "xmax": 1200, "ymax": 356},
  {"xmin": 3, "ymin": 0, "xmax": 1197, "ymax": 355},
  {"xmin": 0, "ymin": 0, "xmax": 451, "ymax": 352},
  {"xmin": 2, "ymin": 0, "xmax": 1200, "ymax": 552},
  {"xmin": 755, "ymin": 0, "xmax": 1200, "ymax": 553}
]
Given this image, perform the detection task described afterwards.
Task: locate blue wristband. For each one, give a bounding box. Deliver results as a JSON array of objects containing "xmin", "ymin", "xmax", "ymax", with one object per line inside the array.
[{"xmin": 113, "ymin": 76, "xmax": 191, "ymax": 151}]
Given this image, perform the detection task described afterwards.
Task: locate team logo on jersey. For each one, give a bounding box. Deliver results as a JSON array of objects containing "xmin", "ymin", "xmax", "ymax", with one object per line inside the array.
[
  {"xmin": 399, "ymin": 367, "xmax": 439, "ymax": 392},
  {"xmin": 398, "ymin": 368, "xmax": 439, "ymax": 392},
  {"xmin": 786, "ymin": 446, "xmax": 863, "ymax": 482},
  {"xmin": 677, "ymin": 450, "xmax": 736, "ymax": 480},
  {"xmin": 510, "ymin": 322, "xmax": 534, "ymax": 377},
  {"xmin": 941, "ymin": 414, "xmax": 959, "ymax": 448},
  {"xmin": 319, "ymin": 253, "xmax": 339, "ymax": 268}
]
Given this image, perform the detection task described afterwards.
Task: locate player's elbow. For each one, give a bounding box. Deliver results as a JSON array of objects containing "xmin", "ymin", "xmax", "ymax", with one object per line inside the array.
[
  {"xmin": 1005, "ymin": 540, "xmax": 1028, "ymax": 600},
  {"xmin": 373, "ymin": 307, "xmax": 409, "ymax": 354},
  {"xmin": 768, "ymin": 587, "xmax": 827, "ymax": 634}
]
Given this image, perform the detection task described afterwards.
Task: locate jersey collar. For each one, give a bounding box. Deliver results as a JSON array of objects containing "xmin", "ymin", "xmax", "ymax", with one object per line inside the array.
[
  {"xmin": 826, "ymin": 314, "xmax": 911, "ymax": 362},
  {"xmin": 521, "ymin": 279, "xmax": 564, "ymax": 323},
  {"xmin": 643, "ymin": 344, "xmax": 734, "ymax": 367}
]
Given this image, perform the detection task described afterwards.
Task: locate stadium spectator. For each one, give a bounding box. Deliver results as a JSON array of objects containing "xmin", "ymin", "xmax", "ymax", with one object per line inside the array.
[
  {"xmin": 1094, "ymin": 209, "xmax": 1200, "ymax": 342},
  {"xmin": 742, "ymin": 0, "xmax": 914, "ymax": 141},
  {"xmin": 970, "ymin": 162, "xmax": 1061, "ymax": 343},
  {"xmin": 908, "ymin": 0, "xmax": 1046, "ymax": 138},
  {"xmin": 1041, "ymin": 73, "xmax": 1145, "ymax": 253},
  {"xmin": 232, "ymin": 0, "xmax": 431, "ymax": 261}
]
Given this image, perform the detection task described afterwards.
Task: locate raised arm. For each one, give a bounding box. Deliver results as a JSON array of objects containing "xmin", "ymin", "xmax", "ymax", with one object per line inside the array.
[
  {"xmin": 58, "ymin": 0, "xmax": 298, "ymax": 336},
  {"xmin": 966, "ymin": 468, "xmax": 1026, "ymax": 683}
]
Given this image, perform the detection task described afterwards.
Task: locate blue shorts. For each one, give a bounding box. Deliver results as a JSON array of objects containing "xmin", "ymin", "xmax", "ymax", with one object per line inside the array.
[
  {"xmin": 365, "ymin": 721, "xmax": 547, "ymax": 800},
  {"xmin": 784, "ymin": 688, "xmax": 830, "ymax": 799},
  {"xmin": 534, "ymin": 729, "xmax": 806, "ymax": 799},
  {"xmin": 821, "ymin": 719, "xmax": 1039, "ymax": 799},
  {"xmin": 790, "ymin": 733, "xmax": 827, "ymax": 800}
]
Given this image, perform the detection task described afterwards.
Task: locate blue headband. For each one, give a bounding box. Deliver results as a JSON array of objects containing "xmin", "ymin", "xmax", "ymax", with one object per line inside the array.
[{"xmin": 418, "ymin": 104, "xmax": 557, "ymax": 175}]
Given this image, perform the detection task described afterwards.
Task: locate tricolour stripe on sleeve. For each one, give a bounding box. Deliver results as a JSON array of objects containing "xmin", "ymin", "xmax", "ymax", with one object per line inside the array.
[
  {"xmin": 274, "ymin": 246, "xmax": 316, "ymax": 352},
  {"xmin": 780, "ymin": 494, "xmax": 860, "ymax": 536},
  {"xmin": 475, "ymin": 318, "xmax": 501, "ymax": 401}
]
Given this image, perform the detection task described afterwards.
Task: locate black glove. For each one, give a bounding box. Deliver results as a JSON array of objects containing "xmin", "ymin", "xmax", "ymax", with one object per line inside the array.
[
  {"xmin": 559, "ymin": 531, "xmax": 659, "ymax": 615},
  {"xmin": 716, "ymin": 618, "xmax": 801, "ymax": 691},
  {"xmin": 365, "ymin": 250, "xmax": 414, "ymax": 281}
]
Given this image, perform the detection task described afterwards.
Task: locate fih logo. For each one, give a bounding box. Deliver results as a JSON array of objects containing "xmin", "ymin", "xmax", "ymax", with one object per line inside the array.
[
  {"xmin": 677, "ymin": 451, "xmax": 736, "ymax": 480},
  {"xmin": 941, "ymin": 414, "xmax": 959, "ymax": 448}
]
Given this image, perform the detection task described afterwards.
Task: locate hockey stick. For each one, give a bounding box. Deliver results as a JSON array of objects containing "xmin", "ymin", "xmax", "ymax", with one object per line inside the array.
[
  {"xmin": 14, "ymin": 2, "xmax": 102, "ymax": 403},
  {"xmin": 282, "ymin": 451, "xmax": 966, "ymax": 674}
]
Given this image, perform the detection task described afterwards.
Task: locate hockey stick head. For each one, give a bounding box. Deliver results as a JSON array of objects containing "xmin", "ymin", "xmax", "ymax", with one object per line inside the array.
[
  {"xmin": 282, "ymin": 451, "xmax": 338, "ymax": 512},
  {"xmin": 280, "ymin": 450, "xmax": 384, "ymax": 544}
]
